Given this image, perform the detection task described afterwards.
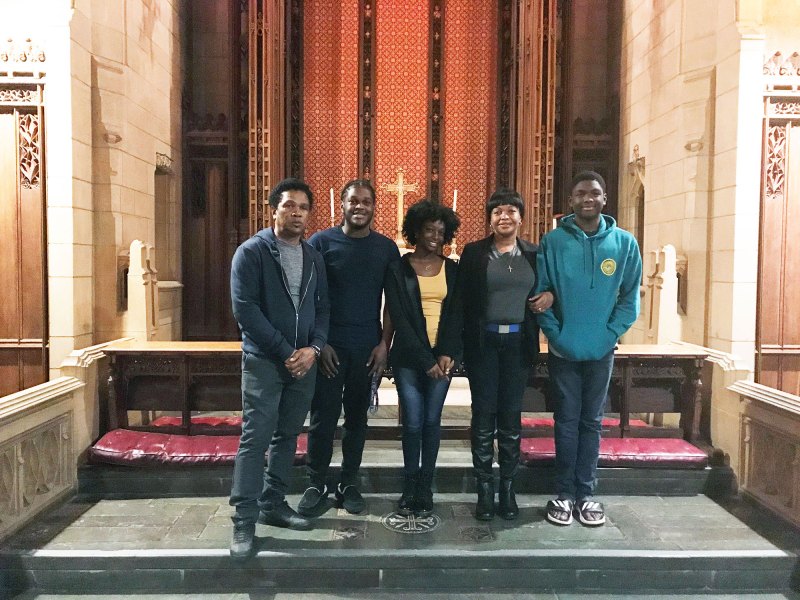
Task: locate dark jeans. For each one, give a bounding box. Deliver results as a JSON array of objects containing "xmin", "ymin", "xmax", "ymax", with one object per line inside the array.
[
  {"xmin": 230, "ymin": 352, "xmax": 316, "ymax": 526},
  {"xmin": 395, "ymin": 366, "xmax": 451, "ymax": 477},
  {"xmin": 306, "ymin": 344, "xmax": 373, "ymax": 488},
  {"xmin": 466, "ymin": 331, "xmax": 529, "ymax": 482},
  {"xmin": 548, "ymin": 350, "xmax": 614, "ymax": 501}
]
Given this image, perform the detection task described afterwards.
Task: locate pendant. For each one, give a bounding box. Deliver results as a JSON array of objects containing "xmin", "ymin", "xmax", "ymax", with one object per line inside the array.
[{"xmin": 507, "ymin": 264, "xmax": 513, "ymax": 273}]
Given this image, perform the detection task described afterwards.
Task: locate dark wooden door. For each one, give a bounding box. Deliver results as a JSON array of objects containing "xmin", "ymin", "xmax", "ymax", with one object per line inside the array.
[
  {"xmin": 758, "ymin": 116, "xmax": 800, "ymax": 395},
  {"xmin": 0, "ymin": 106, "xmax": 47, "ymax": 396}
]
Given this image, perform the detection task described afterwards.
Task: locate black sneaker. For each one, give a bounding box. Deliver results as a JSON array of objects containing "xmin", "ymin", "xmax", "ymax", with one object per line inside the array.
[
  {"xmin": 229, "ymin": 522, "xmax": 255, "ymax": 559},
  {"xmin": 335, "ymin": 483, "xmax": 366, "ymax": 514},
  {"xmin": 258, "ymin": 501, "xmax": 313, "ymax": 531},
  {"xmin": 297, "ymin": 485, "xmax": 329, "ymax": 517}
]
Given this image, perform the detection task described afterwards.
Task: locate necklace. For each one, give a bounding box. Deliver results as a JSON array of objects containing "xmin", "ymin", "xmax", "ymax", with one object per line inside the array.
[{"xmin": 504, "ymin": 253, "xmax": 513, "ymax": 273}]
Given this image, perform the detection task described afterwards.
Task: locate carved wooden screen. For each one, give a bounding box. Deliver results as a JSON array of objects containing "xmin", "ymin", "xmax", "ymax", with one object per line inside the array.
[
  {"xmin": 514, "ymin": 0, "xmax": 556, "ymax": 243},
  {"xmin": 0, "ymin": 81, "xmax": 47, "ymax": 396},
  {"xmin": 248, "ymin": 0, "xmax": 286, "ymax": 235},
  {"xmin": 757, "ymin": 90, "xmax": 800, "ymax": 395}
]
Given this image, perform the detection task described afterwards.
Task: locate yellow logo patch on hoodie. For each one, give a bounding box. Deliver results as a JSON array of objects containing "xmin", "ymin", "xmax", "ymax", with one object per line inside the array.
[{"xmin": 601, "ymin": 258, "xmax": 616, "ymax": 276}]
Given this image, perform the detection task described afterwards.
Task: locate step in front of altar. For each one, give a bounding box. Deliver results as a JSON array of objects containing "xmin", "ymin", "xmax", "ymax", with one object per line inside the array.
[
  {"xmin": 2, "ymin": 493, "xmax": 797, "ymax": 595},
  {"xmin": 80, "ymin": 439, "xmax": 732, "ymax": 499}
]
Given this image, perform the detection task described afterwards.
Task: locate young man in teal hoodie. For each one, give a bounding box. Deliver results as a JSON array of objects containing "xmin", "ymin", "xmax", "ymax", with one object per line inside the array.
[{"xmin": 535, "ymin": 171, "xmax": 642, "ymax": 526}]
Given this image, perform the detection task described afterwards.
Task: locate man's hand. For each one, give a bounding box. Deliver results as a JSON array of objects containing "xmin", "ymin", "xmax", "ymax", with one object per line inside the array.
[
  {"xmin": 285, "ymin": 347, "xmax": 317, "ymax": 379},
  {"xmin": 318, "ymin": 344, "xmax": 339, "ymax": 378},
  {"xmin": 528, "ymin": 291, "xmax": 554, "ymax": 314},
  {"xmin": 426, "ymin": 363, "xmax": 446, "ymax": 380},
  {"xmin": 436, "ymin": 355, "xmax": 454, "ymax": 377},
  {"xmin": 366, "ymin": 340, "xmax": 388, "ymax": 377}
]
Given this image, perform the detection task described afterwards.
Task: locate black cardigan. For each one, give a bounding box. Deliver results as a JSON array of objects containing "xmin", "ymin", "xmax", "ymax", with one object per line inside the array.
[
  {"xmin": 443, "ymin": 235, "xmax": 541, "ymax": 366},
  {"xmin": 384, "ymin": 254, "xmax": 462, "ymax": 372}
]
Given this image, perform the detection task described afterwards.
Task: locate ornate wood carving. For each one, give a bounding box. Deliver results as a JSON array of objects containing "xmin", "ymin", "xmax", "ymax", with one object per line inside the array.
[
  {"xmin": 768, "ymin": 98, "xmax": 800, "ymax": 118},
  {"xmin": 287, "ymin": 0, "xmax": 303, "ymax": 177},
  {"xmin": 358, "ymin": 1, "xmax": 376, "ymax": 180},
  {"xmin": 0, "ymin": 38, "xmax": 46, "ymax": 65},
  {"xmin": 765, "ymin": 124, "xmax": 787, "ymax": 202},
  {"xmin": 515, "ymin": 0, "xmax": 557, "ymax": 242},
  {"xmin": 427, "ymin": 1, "xmax": 444, "ymax": 201},
  {"xmin": 18, "ymin": 113, "xmax": 40, "ymax": 188},
  {"xmin": 248, "ymin": 0, "xmax": 286, "ymax": 235},
  {"xmin": 497, "ymin": 0, "xmax": 515, "ymax": 188}
]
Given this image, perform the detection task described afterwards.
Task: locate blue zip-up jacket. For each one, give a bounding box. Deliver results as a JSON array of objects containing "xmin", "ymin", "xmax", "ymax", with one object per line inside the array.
[
  {"xmin": 535, "ymin": 214, "xmax": 642, "ymax": 361},
  {"xmin": 231, "ymin": 227, "xmax": 329, "ymax": 362}
]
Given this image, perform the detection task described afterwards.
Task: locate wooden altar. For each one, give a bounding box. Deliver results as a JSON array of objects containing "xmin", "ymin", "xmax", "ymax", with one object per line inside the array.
[{"xmin": 103, "ymin": 341, "xmax": 707, "ymax": 444}]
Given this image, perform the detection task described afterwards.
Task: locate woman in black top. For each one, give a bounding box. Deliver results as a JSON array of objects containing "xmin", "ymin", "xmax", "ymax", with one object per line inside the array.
[
  {"xmin": 440, "ymin": 190, "xmax": 552, "ymax": 520},
  {"xmin": 385, "ymin": 200, "xmax": 461, "ymax": 516}
]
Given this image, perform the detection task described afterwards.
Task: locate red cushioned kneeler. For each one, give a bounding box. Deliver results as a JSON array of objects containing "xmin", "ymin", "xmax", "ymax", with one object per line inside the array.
[
  {"xmin": 89, "ymin": 429, "xmax": 308, "ymax": 466},
  {"xmin": 149, "ymin": 415, "xmax": 243, "ymax": 435},
  {"xmin": 520, "ymin": 437, "xmax": 708, "ymax": 468},
  {"xmin": 521, "ymin": 416, "xmax": 649, "ymax": 429}
]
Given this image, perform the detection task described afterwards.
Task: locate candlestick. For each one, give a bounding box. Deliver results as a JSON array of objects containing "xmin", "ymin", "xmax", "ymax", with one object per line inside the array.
[
  {"xmin": 330, "ymin": 187, "xmax": 335, "ymax": 227},
  {"xmin": 453, "ymin": 189, "xmax": 457, "ymax": 214}
]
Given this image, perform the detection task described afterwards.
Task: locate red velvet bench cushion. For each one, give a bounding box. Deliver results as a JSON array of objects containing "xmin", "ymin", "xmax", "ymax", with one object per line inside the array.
[
  {"xmin": 521, "ymin": 416, "xmax": 649, "ymax": 429},
  {"xmin": 149, "ymin": 415, "xmax": 243, "ymax": 435},
  {"xmin": 89, "ymin": 429, "xmax": 308, "ymax": 466},
  {"xmin": 520, "ymin": 437, "xmax": 708, "ymax": 469}
]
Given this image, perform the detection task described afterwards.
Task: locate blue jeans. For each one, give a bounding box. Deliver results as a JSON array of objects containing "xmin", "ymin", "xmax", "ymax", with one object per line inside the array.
[
  {"xmin": 395, "ymin": 366, "xmax": 451, "ymax": 477},
  {"xmin": 548, "ymin": 351, "xmax": 614, "ymax": 501},
  {"xmin": 230, "ymin": 352, "xmax": 316, "ymax": 526}
]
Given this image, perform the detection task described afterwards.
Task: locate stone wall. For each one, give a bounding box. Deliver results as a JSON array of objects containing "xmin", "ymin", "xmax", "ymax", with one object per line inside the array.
[
  {"xmin": 619, "ymin": 0, "xmax": 761, "ymax": 368},
  {"xmin": 74, "ymin": 0, "xmax": 184, "ymax": 347}
]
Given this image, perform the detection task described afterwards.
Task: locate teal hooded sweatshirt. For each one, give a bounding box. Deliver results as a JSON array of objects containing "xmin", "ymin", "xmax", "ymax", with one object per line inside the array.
[{"xmin": 535, "ymin": 213, "xmax": 642, "ymax": 361}]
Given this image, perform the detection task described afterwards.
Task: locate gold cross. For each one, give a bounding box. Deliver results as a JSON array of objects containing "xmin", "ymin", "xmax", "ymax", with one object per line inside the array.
[{"xmin": 382, "ymin": 168, "xmax": 419, "ymax": 248}]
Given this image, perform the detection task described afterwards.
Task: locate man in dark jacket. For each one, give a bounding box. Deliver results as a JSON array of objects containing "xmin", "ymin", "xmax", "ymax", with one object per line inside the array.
[{"xmin": 228, "ymin": 178, "xmax": 329, "ymax": 559}]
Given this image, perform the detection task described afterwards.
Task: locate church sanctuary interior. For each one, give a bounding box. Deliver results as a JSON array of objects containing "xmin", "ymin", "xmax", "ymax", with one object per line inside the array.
[{"xmin": 3, "ymin": 0, "xmax": 800, "ymax": 596}]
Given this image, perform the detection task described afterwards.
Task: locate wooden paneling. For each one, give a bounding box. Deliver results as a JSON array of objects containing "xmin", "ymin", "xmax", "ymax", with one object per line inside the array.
[
  {"xmin": 758, "ymin": 102, "xmax": 800, "ymax": 394},
  {"xmin": 0, "ymin": 106, "xmax": 47, "ymax": 396},
  {"xmin": 183, "ymin": 160, "xmax": 237, "ymax": 341}
]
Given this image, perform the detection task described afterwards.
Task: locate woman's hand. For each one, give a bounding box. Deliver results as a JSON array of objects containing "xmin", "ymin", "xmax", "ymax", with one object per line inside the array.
[
  {"xmin": 436, "ymin": 355, "xmax": 454, "ymax": 377},
  {"xmin": 528, "ymin": 291, "xmax": 554, "ymax": 314},
  {"xmin": 426, "ymin": 363, "xmax": 446, "ymax": 380}
]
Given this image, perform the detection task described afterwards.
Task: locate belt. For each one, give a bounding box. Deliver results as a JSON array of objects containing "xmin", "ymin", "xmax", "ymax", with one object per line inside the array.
[{"xmin": 484, "ymin": 322, "xmax": 522, "ymax": 334}]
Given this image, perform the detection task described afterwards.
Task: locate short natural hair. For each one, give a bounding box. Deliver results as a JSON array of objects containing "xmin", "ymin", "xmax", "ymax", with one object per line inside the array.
[
  {"xmin": 485, "ymin": 189, "xmax": 525, "ymax": 219},
  {"xmin": 570, "ymin": 170, "xmax": 606, "ymax": 194},
  {"xmin": 268, "ymin": 178, "xmax": 314, "ymax": 209},
  {"xmin": 340, "ymin": 179, "xmax": 376, "ymax": 202},
  {"xmin": 402, "ymin": 199, "xmax": 461, "ymax": 246}
]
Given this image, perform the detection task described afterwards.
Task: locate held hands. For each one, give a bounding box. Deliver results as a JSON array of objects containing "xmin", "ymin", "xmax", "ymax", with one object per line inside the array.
[
  {"xmin": 318, "ymin": 344, "xmax": 339, "ymax": 378},
  {"xmin": 285, "ymin": 347, "xmax": 317, "ymax": 379},
  {"xmin": 427, "ymin": 355, "xmax": 454, "ymax": 380},
  {"xmin": 366, "ymin": 341, "xmax": 388, "ymax": 377},
  {"xmin": 528, "ymin": 291, "xmax": 554, "ymax": 314}
]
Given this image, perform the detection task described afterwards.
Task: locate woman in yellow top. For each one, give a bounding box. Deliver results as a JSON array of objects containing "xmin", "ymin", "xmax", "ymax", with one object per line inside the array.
[{"xmin": 385, "ymin": 199, "xmax": 461, "ymax": 516}]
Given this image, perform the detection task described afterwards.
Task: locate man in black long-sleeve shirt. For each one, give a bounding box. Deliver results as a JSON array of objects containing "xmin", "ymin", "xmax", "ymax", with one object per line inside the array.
[{"xmin": 228, "ymin": 178, "xmax": 329, "ymax": 559}]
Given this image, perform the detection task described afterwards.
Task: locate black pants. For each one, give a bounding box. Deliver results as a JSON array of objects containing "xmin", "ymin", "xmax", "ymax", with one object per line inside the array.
[
  {"xmin": 306, "ymin": 344, "xmax": 373, "ymax": 488},
  {"xmin": 466, "ymin": 331, "xmax": 528, "ymax": 482}
]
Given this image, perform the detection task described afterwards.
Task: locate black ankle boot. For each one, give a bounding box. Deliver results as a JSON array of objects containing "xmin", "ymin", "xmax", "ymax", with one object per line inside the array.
[
  {"xmin": 498, "ymin": 478, "xmax": 519, "ymax": 520},
  {"xmin": 414, "ymin": 472, "xmax": 434, "ymax": 517},
  {"xmin": 475, "ymin": 481, "xmax": 495, "ymax": 521},
  {"xmin": 397, "ymin": 474, "xmax": 417, "ymax": 516}
]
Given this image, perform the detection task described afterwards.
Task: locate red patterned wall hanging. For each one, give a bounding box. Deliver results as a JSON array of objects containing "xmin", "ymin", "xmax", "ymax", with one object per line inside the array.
[
  {"xmin": 374, "ymin": 0, "xmax": 429, "ymax": 238},
  {"xmin": 441, "ymin": 0, "xmax": 497, "ymax": 246},
  {"xmin": 303, "ymin": 0, "xmax": 359, "ymax": 235}
]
